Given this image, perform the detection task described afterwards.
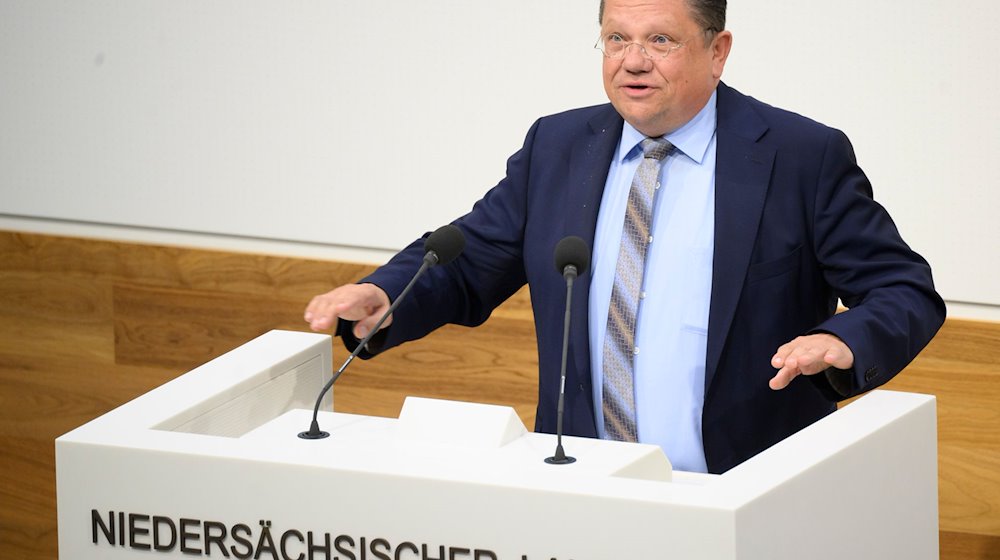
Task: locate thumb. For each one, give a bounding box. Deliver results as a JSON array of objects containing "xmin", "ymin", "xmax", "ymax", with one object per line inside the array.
[
  {"xmin": 352, "ymin": 307, "xmax": 392, "ymax": 340},
  {"xmin": 822, "ymin": 340, "xmax": 855, "ymax": 370},
  {"xmin": 353, "ymin": 321, "xmax": 372, "ymax": 340}
]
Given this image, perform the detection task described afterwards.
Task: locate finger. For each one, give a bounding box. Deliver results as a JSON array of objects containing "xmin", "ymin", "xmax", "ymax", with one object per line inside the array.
[
  {"xmin": 770, "ymin": 346, "xmax": 822, "ymax": 390},
  {"xmin": 333, "ymin": 299, "xmax": 378, "ymax": 322},
  {"xmin": 305, "ymin": 293, "xmax": 354, "ymax": 331},
  {"xmin": 769, "ymin": 364, "xmax": 800, "ymax": 390},
  {"xmin": 770, "ymin": 339, "xmax": 800, "ymax": 386},
  {"xmin": 303, "ymin": 295, "xmax": 324, "ymax": 322},
  {"xmin": 791, "ymin": 347, "xmax": 828, "ymax": 375},
  {"xmin": 305, "ymin": 298, "xmax": 335, "ymax": 331},
  {"xmin": 305, "ymin": 284, "xmax": 392, "ymax": 334},
  {"xmin": 822, "ymin": 344, "xmax": 854, "ymax": 370},
  {"xmin": 771, "ymin": 352, "xmax": 786, "ymax": 368},
  {"xmin": 823, "ymin": 348, "xmax": 840, "ymax": 367},
  {"xmin": 771, "ymin": 335, "xmax": 807, "ymax": 368},
  {"xmin": 327, "ymin": 286, "xmax": 390, "ymax": 338},
  {"xmin": 771, "ymin": 342, "xmax": 794, "ymax": 368},
  {"xmin": 309, "ymin": 310, "xmax": 336, "ymax": 332},
  {"xmin": 353, "ymin": 312, "xmax": 378, "ymax": 339},
  {"xmin": 353, "ymin": 303, "xmax": 394, "ymax": 339}
]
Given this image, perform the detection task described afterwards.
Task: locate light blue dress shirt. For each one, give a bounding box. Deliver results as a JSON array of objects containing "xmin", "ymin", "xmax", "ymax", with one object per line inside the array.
[{"xmin": 589, "ymin": 91, "xmax": 717, "ymax": 473}]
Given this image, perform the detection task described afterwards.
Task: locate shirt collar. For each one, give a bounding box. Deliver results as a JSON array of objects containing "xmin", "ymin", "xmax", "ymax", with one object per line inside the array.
[{"xmin": 616, "ymin": 89, "xmax": 718, "ymax": 165}]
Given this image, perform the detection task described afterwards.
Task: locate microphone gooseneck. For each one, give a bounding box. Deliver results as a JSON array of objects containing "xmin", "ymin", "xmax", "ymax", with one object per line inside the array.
[
  {"xmin": 545, "ymin": 236, "xmax": 589, "ymax": 465},
  {"xmin": 298, "ymin": 224, "xmax": 466, "ymax": 439}
]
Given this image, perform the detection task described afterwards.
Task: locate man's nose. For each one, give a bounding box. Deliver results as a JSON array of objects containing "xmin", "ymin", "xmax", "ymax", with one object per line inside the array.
[{"xmin": 621, "ymin": 43, "xmax": 652, "ymax": 72}]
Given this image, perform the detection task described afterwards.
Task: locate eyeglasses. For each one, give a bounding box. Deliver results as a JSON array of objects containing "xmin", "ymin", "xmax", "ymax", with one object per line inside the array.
[{"xmin": 595, "ymin": 32, "xmax": 685, "ymax": 60}]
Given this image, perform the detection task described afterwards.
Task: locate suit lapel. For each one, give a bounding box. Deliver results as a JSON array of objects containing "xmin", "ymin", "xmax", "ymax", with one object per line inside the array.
[
  {"xmin": 567, "ymin": 106, "xmax": 623, "ymax": 389},
  {"xmin": 705, "ymin": 84, "xmax": 775, "ymax": 395},
  {"xmin": 567, "ymin": 107, "xmax": 623, "ymax": 243}
]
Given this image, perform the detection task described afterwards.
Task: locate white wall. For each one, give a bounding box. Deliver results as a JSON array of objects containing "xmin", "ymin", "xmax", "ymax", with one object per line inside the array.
[
  {"xmin": 0, "ymin": 0, "xmax": 603, "ymax": 251},
  {"xmin": 724, "ymin": 0, "xmax": 1000, "ymax": 312},
  {"xmin": 1, "ymin": 0, "xmax": 997, "ymax": 317}
]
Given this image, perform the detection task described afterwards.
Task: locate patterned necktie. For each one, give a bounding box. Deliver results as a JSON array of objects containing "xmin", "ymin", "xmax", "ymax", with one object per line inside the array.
[{"xmin": 602, "ymin": 137, "xmax": 674, "ymax": 441}]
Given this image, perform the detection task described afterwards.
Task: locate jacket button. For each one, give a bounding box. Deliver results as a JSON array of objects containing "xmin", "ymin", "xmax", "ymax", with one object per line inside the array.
[{"xmin": 864, "ymin": 367, "xmax": 879, "ymax": 382}]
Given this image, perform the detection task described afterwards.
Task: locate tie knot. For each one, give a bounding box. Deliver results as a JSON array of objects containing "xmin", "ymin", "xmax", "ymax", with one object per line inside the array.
[{"xmin": 639, "ymin": 138, "xmax": 673, "ymax": 161}]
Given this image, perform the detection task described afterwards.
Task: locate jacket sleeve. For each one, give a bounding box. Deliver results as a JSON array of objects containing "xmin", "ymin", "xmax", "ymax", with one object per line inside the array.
[
  {"xmin": 807, "ymin": 128, "xmax": 945, "ymax": 398},
  {"xmin": 339, "ymin": 119, "xmax": 544, "ymax": 356}
]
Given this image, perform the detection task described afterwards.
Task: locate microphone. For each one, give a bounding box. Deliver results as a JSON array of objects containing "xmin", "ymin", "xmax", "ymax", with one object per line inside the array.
[
  {"xmin": 299, "ymin": 224, "xmax": 466, "ymax": 439},
  {"xmin": 545, "ymin": 236, "xmax": 589, "ymax": 465},
  {"xmin": 554, "ymin": 235, "xmax": 590, "ymax": 280}
]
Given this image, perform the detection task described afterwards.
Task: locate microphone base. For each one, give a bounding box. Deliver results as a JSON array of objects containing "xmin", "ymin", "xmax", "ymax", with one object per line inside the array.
[
  {"xmin": 545, "ymin": 442, "xmax": 576, "ymax": 465},
  {"xmin": 297, "ymin": 430, "xmax": 330, "ymax": 440}
]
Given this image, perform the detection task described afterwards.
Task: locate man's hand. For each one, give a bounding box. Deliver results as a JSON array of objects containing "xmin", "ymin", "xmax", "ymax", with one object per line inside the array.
[
  {"xmin": 769, "ymin": 333, "xmax": 854, "ymax": 390},
  {"xmin": 304, "ymin": 283, "xmax": 392, "ymax": 339}
]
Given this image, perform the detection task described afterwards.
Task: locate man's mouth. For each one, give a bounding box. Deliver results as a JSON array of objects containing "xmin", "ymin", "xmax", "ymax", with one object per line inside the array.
[
  {"xmin": 622, "ymin": 84, "xmax": 655, "ymax": 95},
  {"xmin": 623, "ymin": 83, "xmax": 653, "ymax": 91}
]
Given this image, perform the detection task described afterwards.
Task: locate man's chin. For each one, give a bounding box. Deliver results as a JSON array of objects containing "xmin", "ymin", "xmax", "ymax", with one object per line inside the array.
[{"xmin": 623, "ymin": 114, "xmax": 672, "ymax": 138}]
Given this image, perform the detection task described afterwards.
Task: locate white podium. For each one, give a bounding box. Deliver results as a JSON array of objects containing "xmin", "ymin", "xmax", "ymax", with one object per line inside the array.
[{"xmin": 56, "ymin": 330, "xmax": 938, "ymax": 559}]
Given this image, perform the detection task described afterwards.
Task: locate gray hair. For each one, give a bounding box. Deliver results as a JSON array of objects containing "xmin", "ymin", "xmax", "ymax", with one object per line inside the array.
[{"xmin": 598, "ymin": 0, "xmax": 726, "ymax": 36}]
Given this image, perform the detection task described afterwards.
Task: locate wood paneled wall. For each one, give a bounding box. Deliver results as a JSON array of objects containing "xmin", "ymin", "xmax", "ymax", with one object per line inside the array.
[{"xmin": 1, "ymin": 230, "xmax": 998, "ymax": 559}]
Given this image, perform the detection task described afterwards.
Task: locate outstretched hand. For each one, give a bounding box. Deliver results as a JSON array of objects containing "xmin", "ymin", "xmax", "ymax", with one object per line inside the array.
[
  {"xmin": 304, "ymin": 283, "xmax": 391, "ymax": 339},
  {"xmin": 769, "ymin": 333, "xmax": 854, "ymax": 390}
]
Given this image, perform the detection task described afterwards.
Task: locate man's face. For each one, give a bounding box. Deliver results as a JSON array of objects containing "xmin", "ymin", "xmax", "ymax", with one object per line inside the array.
[{"xmin": 601, "ymin": 0, "xmax": 732, "ymax": 137}]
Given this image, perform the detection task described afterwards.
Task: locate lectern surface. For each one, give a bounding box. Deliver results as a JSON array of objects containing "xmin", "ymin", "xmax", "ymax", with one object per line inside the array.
[{"xmin": 56, "ymin": 330, "xmax": 938, "ymax": 559}]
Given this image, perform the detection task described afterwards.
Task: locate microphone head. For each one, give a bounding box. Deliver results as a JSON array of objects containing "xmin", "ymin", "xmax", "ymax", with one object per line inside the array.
[
  {"xmin": 424, "ymin": 224, "xmax": 466, "ymax": 266},
  {"xmin": 554, "ymin": 236, "xmax": 590, "ymax": 276}
]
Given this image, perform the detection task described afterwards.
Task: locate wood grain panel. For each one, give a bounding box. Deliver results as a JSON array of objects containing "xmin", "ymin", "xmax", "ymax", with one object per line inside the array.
[
  {"xmin": 2, "ymin": 229, "xmax": 999, "ymax": 560},
  {"xmin": 0, "ymin": 437, "xmax": 58, "ymax": 560},
  {"xmin": 0, "ymin": 273, "xmax": 114, "ymax": 364},
  {"xmin": 939, "ymin": 445, "xmax": 1000, "ymax": 535},
  {"xmin": 0, "ymin": 356, "xmax": 179, "ymax": 439},
  {"xmin": 883, "ymin": 356, "xmax": 1000, "ymax": 452},
  {"xmin": 915, "ymin": 318, "xmax": 1000, "ymax": 367},
  {"xmin": 2, "ymin": 230, "xmax": 371, "ymax": 298},
  {"xmin": 112, "ymin": 282, "xmax": 311, "ymax": 369},
  {"xmin": 879, "ymin": 318, "xmax": 1000, "ymax": 541},
  {"xmin": 941, "ymin": 531, "xmax": 1000, "ymax": 560},
  {"xmin": 331, "ymin": 320, "xmax": 539, "ymax": 427}
]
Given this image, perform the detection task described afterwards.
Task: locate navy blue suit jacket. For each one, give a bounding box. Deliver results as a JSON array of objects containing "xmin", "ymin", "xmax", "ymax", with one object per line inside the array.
[{"xmin": 349, "ymin": 82, "xmax": 945, "ymax": 474}]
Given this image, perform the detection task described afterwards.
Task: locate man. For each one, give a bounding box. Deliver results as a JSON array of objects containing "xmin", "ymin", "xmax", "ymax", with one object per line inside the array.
[{"xmin": 305, "ymin": 0, "xmax": 944, "ymax": 474}]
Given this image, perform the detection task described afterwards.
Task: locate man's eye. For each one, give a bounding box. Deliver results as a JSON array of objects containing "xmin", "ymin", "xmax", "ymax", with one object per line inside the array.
[
  {"xmin": 649, "ymin": 34, "xmax": 671, "ymax": 45},
  {"xmin": 607, "ymin": 33, "xmax": 625, "ymax": 43}
]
